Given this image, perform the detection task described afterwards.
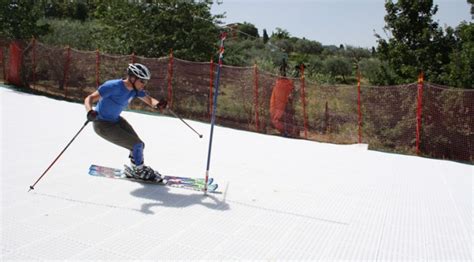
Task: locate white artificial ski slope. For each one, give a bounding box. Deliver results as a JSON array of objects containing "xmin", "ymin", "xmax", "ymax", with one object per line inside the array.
[{"xmin": 1, "ymin": 86, "xmax": 472, "ymax": 260}]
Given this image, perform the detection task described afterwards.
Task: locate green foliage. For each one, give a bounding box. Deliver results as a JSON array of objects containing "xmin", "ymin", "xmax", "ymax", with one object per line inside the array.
[
  {"xmin": 271, "ymin": 28, "xmax": 291, "ymax": 40},
  {"xmin": 272, "ymin": 38, "xmax": 294, "ymax": 53},
  {"xmin": 359, "ymin": 58, "xmax": 397, "ymax": 85},
  {"xmin": 93, "ymin": 0, "xmax": 220, "ymax": 61},
  {"xmin": 262, "ymin": 29, "xmax": 269, "ymax": 44},
  {"xmin": 38, "ymin": 19, "xmax": 103, "ymax": 51},
  {"xmin": 446, "ymin": 22, "xmax": 474, "ymax": 88},
  {"xmin": 2, "ymin": 0, "xmax": 470, "ymax": 88},
  {"xmin": 0, "ymin": 0, "xmax": 49, "ymax": 40},
  {"xmin": 342, "ymin": 45, "xmax": 372, "ymax": 64},
  {"xmin": 238, "ymin": 22, "xmax": 259, "ymax": 38},
  {"xmin": 306, "ymin": 56, "xmax": 324, "ymax": 75},
  {"xmin": 43, "ymin": 1, "xmax": 93, "ymax": 21},
  {"xmin": 469, "ymin": 0, "xmax": 474, "ymax": 18},
  {"xmin": 320, "ymin": 45, "xmax": 339, "ymax": 58},
  {"xmin": 225, "ymin": 39, "xmax": 265, "ymax": 66},
  {"xmin": 293, "ymin": 38, "xmax": 323, "ymax": 55},
  {"xmin": 323, "ymin": 56, "xmax": 352, "ymax": 83},
  {"xmin": 375, "ymin": 0, "xmax": 459, "ymax": 85}
]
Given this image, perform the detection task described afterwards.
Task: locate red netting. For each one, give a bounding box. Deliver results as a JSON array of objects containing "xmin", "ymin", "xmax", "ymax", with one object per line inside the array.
[
  {"xmin": 0, "ymin": 40, "xmax": 6, "ymax": 82},
  {"xmin": 170, "ymin": 58, "xmax": 213, "ymax": 121},
  {"xmin": 7, "ymin": 41, "xmax": 23, "ymax": 86},
  {"xmin": 305, "ymin": 83, "xmax": 359, "ymax": 143},
  {"xmin": 22, "ymin": 42, "xmax": 70, "ymax": 96},
  {"xmin": 99, "ymin": 53, "xmax": 132, "ymax": 87},
  {"xmin": 2, "ymin": 39, "xmax": 473, "ymax": 163},
  {"xmin": 257, "ymin": 72, "xmax": 281, "ymax": 134},
  {"xmin": 66, "ymin": 48, "xmax": 97, "ymax": 99},
  {"xmin": 421, "ymin": 83, "xmax": 474, "ymax": 161},
  {"xmin": 215, "ymin": 65, "xmax": 256, "ymax": 130},
  {"xmin": 362, "ymin": 84, "xmax": 419, "ymax": 153}
]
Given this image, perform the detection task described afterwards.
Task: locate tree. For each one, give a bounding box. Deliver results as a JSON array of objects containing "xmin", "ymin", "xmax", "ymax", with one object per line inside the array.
[
  {"xmin": 94, "ymin": 0, "xmax": 220, "ymax": 61},
  {"xmin": 323, "ymin": 56, "xmax": 352, "ymax": 83},
  {"xmin": 343, "ymin": 45, "xmax": 372, "ymax": 64},
  {"xmin": 39, "ymin": 19, "xmax": 102, "ymax": 51},
  {"xmin": 238, "ymin": 22, "xmax": 259, "ymax": 39},
  {"xmin": 376, "ymin": 0, "xmax": 455, "ymax": 84},
  {"xmin": 294, "ymin": 38, "xmax": 323, "ymax": 55},
  {"xmin": 359, "ymin": 57, "xmax": 397, "ymax": 85},
  {"xmin": 273, "ymin": 39, "xmax": 293, "ymax": 53},
  {"xmin": 446, "ymin": 22, "xmax": 474, "ymax": 88},
  {"xmin": 321, "ymin": 45, "xmax": 339, "ymax": 57},
  {"xmin": 272, "ymin": 27, "xmax": 290, "ymax": 40},
  {"xmin": 0, "ymin": 0, "xmax": 49, "ymax": 40},
  {"xmin": 469, "ymin": 0, "xmax": 474, "ymax": 19},
  {"xmin": 42, "ymin": 1, "xmax": 94, "ymax": 22},
  {"xmin": 263, "ymin": 29, "xmax": 269, "ymax": 44}
]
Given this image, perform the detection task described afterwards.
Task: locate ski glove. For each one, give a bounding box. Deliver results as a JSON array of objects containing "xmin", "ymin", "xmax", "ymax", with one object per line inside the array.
[
  {"xmin": 87, "ymin": 110, "xmax": 98, "ymax": 122},
  {"xmin": 155, "ymin": 98, "xmax": 168, "ymax": 110}
]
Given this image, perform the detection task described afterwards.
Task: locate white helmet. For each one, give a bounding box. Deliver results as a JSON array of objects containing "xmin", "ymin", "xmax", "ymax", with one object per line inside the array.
[{"xmin": 127, "ymin": 63, "xmax": 151, "ymax": 80}]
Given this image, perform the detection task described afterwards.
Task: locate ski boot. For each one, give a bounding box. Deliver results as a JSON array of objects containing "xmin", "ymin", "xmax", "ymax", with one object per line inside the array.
[
  {"xmin": 127, "ymin": 152, "xmax": 163, "ymax": 182},
  {"xmin": 125, "ymin": 164, "xmax": 163, "ymax": 182}
]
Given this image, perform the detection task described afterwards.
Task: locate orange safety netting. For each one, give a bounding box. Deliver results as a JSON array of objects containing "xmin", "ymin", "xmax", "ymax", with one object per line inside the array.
[
  {"xmin": 2, "ymin": 39, "xmax": 473, "ymax": 163},
  {"xmin": 269, "ymin": 77, "xmax": 295, "ymax": 134},
  {"xmin": 6, "ymin": 41, "xmax": 22, "ymax": 86}
]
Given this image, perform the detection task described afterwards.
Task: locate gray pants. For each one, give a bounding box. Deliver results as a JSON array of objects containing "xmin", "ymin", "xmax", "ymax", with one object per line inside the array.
[{"xmin": 93, "ymin": 117, "xmax": 144, "ymax": 161}]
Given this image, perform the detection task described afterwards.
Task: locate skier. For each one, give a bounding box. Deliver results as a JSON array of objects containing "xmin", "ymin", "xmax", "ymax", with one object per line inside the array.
[{"xmin": 84, "ymin": 63, "xmax": 167, "ymax": 181}]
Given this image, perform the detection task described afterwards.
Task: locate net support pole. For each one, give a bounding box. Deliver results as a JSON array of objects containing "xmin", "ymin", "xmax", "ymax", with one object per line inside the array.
[
  {"xmin": 254, "ymin": 64, "xmax": 260, "ymax": 132},
  {"xmin": 300, "ymin": 64, "xmax": 308, "ymax": 139},
  {"xmin": 0, "ymin": 45, "xmax": 3, "ymax": 81},
  {"xmin": 416, "ymin": 71, "xmax": 424, "ymax": 155},
  {"xmin": 357, "ymin": 68, "xmax": 362, "ymax": 144},
  {"xmin": 32, "ymin": 37, "xmax": 36, "ymax": 89},
  {"xmin": 63, "ymin": 46, "xmax": 71, "ymax": 98},
  {"xmin": 167, "ymin": 49, "xmax": 174, "ymax": 108},
  {"xmin": 204, "ymin": 32, "xmax": 227, "ymax": 195},
  {"xmin": 95, "ymin": 49, "xmax": 100, "ymax": 88}
]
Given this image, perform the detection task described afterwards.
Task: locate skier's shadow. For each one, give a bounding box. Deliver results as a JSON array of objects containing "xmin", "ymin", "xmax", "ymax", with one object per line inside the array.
[{"xmin": 130, "ymin": 183, "xmax": 230, "ymax": 214}]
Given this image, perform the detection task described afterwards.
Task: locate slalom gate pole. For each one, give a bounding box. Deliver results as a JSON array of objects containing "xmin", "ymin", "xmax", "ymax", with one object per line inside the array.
[
  {"xmin": 167, "ymin": 108, "xmax": 203, "ymax": 138},
  {"xmin": 204, "ymin": 32, "xmax": 227, "ymax": 195},
  {"xmin": 28, "ymin": 120, "xmax": 89, "ymax": 192}
]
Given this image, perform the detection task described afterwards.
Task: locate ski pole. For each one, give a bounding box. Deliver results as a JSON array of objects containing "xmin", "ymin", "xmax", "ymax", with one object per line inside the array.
[
  {"xmin": 29, "ymin": 120, "xmax": 90, "ymax": 192},
  {"xmin": 204, "ymin": 31, "xmax": 227, "ymax": 195},
  {"xmin": 167, "ymin": 108, "xmax": 203, "ymax": 139}
]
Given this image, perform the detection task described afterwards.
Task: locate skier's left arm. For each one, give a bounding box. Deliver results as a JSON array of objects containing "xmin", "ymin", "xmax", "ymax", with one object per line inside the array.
[{"xmin": 139, "ymin": 95, "xmax": 168, "ymax": 111}]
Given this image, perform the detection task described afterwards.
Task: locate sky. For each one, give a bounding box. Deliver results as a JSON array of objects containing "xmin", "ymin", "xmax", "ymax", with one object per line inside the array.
[{"xmin": 211, "ymin": 0, "xmax": 472, "ymax": 48}]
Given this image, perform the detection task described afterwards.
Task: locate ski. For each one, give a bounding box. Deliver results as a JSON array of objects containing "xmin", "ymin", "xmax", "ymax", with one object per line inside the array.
[
  {"xmin": 90, "ymin": 164, "xmax": 214, "ymax": 186},
  {"xmin": 88, "ymin": 164, "xmax": 218, "ymax": 193}
]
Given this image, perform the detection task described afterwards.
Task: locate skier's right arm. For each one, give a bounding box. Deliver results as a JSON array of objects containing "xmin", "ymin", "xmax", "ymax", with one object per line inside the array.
[
  {"xmin": 84, "ymin": 91, "xmax": 101, "ymax": 121},
  {"xmin": 84, "ymin": 91, "xmax": 100, "ymax": 112}
]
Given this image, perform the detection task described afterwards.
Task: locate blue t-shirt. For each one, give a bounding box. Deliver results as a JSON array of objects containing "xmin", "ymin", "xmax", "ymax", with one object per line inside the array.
[{"xmin": 96, "ymin": 79, "xmax": 146, "ymax": 122}]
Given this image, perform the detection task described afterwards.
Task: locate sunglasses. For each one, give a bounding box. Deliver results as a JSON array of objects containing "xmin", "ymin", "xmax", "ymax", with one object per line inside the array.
[{"xmin": 139, "ymin": 79, "xmax": 148, "ymax": 85}]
